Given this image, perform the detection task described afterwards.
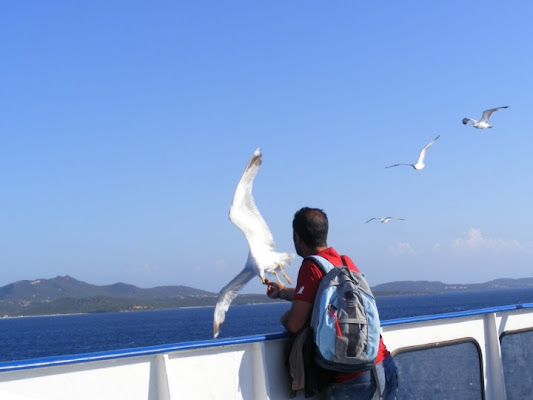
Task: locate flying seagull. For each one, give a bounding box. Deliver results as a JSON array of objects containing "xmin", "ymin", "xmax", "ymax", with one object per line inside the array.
[
  {"xmin": 213, "ymin": 148, "xmax": 294, "ymax": 338},
  {"xmin": 462, "ymin": 106, "xmax": 509, "ymax": 129},
  {"xmin": 366, "ymin": 217, "xmax": 405, "ymax": 223},
  {"xmin": 385, "ymin": 135, "xmax": 440, "ymax": 170}
]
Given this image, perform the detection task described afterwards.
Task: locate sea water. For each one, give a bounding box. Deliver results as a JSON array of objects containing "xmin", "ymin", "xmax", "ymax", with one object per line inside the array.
[{"xmin": 1, "ymin": 288, "xmax": 533, "ymax": 363}]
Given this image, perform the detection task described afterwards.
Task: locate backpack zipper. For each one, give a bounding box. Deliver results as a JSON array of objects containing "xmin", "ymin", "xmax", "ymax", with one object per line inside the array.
[{"xmin": 328, "ymin": 305, "xmax": 343, "ymax": 338}]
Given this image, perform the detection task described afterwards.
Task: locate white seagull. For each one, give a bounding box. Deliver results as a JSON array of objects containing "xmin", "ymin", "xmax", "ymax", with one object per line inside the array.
[
  {"xmin": 385, "ymin": 135, "xmax": 440, "ymax": 170},
  {"xmin": 213, "ymin": 148, "xmax": 294, "ymax": 338},
  {"xmin": 462, "ymin": 106, "xmax": 508, "ymax": 129},
  {"xmin": 366, "ymin": 217, "xmax": 405, "ymax": 223}
]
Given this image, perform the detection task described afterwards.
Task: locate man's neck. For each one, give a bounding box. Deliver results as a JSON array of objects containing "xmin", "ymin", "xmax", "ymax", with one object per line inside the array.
[{"xmin": 301, "ymin": 245, "xmax": 328, "ymax": 258}]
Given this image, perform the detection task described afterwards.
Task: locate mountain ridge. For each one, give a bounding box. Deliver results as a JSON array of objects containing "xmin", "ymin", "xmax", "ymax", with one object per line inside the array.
[
  {"xmin": 371, "ymin": 277, "xmax": 533, "ymax": 294},
  {"xmin": 0, "ymin": 275, "xmax": 216, "ymax": 302},
  {"xmin": 1, "ymin": 275, "xmax": 532, "ymax": 317}
]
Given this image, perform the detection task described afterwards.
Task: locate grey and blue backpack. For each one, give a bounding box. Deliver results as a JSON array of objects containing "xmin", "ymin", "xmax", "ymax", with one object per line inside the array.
[{"xmin": 308, "ymin": 255, "xmax": 381, "ymax": 373}]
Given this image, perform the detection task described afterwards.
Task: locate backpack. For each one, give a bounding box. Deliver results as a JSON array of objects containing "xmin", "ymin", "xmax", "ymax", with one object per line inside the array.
[{"xmin": 308, "ymin": 255, "xmax": 381, "ymax": 373}]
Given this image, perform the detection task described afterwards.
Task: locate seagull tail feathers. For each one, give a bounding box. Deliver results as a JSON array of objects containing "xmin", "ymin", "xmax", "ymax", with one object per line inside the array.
[{"xmin": 275, "ymin": 252, "xmax": 295, "ymax": 268}]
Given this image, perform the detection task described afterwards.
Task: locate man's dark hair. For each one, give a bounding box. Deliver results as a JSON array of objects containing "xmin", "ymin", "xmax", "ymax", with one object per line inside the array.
[{"xmin": 293, "ymin": 207, "xmax": 328, "ymax": 248}]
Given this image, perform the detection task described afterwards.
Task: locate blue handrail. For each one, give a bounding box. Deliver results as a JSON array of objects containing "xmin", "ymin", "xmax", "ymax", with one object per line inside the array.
[{"xmin": 381, "ymin": 302, "xmax": 533, "ymax": 326}]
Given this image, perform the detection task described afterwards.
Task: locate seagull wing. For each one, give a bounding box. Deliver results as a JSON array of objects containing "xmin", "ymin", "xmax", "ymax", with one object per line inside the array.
[
  {"xmin": 385, "ymin": 163, "xmax": 413, "ymax": 168},
  {"xmin": 213, "ymin": 266, "xmax": 255, "ymax": 338},
  {"xmin": 229, "ymin": 148, "xmax": 275, "ymax": 255},
  {"xmin": 366, "ymin": 217, "xmax": 378, "ymax": 223},
  {"xmin": 417, "ymin": 134, "xmax": 440, "ymax": 164},
  {"xmin": 462, "ymin": 117, "xmax": 474, "ymax": 125},
  {"xmin": 481, "ymin": 106, "xmax": 508, "ymax": 122}
]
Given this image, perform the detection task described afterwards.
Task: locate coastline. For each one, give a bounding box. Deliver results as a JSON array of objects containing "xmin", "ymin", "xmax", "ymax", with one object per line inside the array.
[
  {"xmin": 0, "ymin": 300, "xmax": 288, "ymax": 319},
  {"xmin": 2, "ymin": 285, "xmax": 533, "ymax": 319}
]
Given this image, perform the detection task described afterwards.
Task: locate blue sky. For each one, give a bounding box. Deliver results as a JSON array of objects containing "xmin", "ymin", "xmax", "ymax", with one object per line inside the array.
[{"xmin": 1, "ymin": 2, "xmax": 532, "ymax": 294}]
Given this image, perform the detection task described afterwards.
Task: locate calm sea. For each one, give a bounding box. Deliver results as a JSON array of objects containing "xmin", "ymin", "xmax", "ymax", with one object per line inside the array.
[{"xmin": 1, "ymin": 288, "xmax": 533, "ymax": 363}]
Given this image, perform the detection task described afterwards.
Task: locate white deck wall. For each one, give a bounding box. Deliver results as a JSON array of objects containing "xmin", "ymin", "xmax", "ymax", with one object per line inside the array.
[{"xmin": 0, "ymin": 306, "xmax": 531, "ymax": 400}]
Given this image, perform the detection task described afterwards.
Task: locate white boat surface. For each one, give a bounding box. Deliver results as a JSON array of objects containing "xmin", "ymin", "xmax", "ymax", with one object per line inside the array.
[{"xmin": 0, "ymin": 303, "xmax": 531, "ymax": 399}]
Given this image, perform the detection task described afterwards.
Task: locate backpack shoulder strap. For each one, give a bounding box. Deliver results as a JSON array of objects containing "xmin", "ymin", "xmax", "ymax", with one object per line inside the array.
[
  {"xmin": 340, "ymin": 255, "xmax": 348, "ymax": 267},
  {"xmin": 305, "ymin": 255, "xmax": 336, "ymax": 275}
]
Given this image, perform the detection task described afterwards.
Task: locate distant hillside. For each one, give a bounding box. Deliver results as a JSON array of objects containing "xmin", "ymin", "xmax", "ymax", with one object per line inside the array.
[
  {"xmin": 1, "ymin": 275, "xmax": 533, "ymax": 317},
  {"xmin": 0, "ymin": 276, "xmax": 277, "ymax": 317},
  {"xmin": 371, "ymin": 278, "xmax": 533, "ymax": 295},
  {"xmin": 0, "ymin": 275, "xmax": 215, "ymax": 302}
]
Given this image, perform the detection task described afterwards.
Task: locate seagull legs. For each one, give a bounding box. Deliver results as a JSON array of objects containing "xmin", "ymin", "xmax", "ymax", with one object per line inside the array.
[
  {"xmin": 275, "ymin": 264, "xmax": 292, "ymax": 285},
  {"xmin": 262, "ymin": 264, "xmax": 292, "ymax": 286}
]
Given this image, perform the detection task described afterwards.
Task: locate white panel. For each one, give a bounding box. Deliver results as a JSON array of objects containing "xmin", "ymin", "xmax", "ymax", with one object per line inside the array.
[
  {"xmin": 167, "ymin": 347, "xmax": 251, "ymax": 399},
  {"xmin": 0, "ymin": 358, "xmax": 153, "ymax": 400},
  {"xmin": 497, "ymin": 310, "xmax": 533, "ymax": 333},
  {"xmin": 382, "ymin": 316, "xmax": 486, "ymax": 353}
]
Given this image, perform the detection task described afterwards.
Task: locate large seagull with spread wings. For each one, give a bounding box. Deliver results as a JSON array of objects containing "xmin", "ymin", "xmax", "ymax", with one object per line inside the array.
[{"xmin": 213, "ymin": 148, "xmax": 294, "ymax": 338}]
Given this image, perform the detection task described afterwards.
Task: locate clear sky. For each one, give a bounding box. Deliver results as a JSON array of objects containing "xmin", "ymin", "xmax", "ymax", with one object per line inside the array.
[{"xmin": 1, "ymin": 2, "xmax": 532, "ymax": 294}]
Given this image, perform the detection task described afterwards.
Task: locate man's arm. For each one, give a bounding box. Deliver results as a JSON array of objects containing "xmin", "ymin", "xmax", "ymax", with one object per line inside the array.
[
  {"xmin": 267, "ymin": 281, "xmax": 313, "ymax": 333},
  {"xmin": 281, "ymin": 300, "xmax": 312, "ymax": 333}
]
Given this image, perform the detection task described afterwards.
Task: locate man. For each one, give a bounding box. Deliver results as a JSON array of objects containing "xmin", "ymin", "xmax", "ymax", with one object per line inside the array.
[{"xmin": 267, "ymin": 207, "xmax": 398, "ymax": 399}]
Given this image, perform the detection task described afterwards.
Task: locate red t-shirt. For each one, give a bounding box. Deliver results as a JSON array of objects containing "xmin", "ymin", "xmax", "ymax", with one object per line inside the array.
[{"xmin": 293, "ymin": 247, "xmax": 390, "ymax": 383}]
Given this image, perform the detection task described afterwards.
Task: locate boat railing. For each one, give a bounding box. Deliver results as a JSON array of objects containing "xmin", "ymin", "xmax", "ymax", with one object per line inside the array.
[{"xmin": 0, "ymin": 303, "xmax": 531, "ymax": 399}]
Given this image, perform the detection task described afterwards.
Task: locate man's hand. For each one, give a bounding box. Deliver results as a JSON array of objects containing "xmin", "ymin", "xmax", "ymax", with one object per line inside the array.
[{"xmin": 265, "ymin": 279, "xmax": 285, "ymax": 299}]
